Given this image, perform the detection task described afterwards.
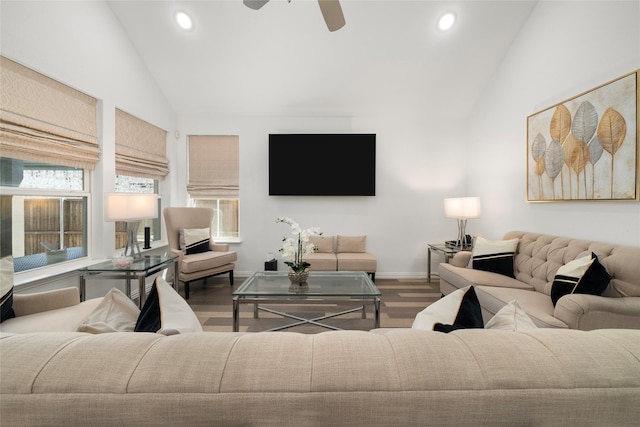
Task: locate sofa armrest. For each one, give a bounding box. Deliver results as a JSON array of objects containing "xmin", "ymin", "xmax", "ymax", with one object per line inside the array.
[
  {"xmin": 210, "ymin": 243, "xmax": 229, "ymax": 252},
  {"xmin": 554, "ymin": 295, "xmax": 640, "ymax": 330},
  {"xmin": 12, "ymin": 287, "xmax": 80, "ymax": 317},
  {"xmin": 450, "ymin": 251, "xmax": 472, "ymax": 268}
]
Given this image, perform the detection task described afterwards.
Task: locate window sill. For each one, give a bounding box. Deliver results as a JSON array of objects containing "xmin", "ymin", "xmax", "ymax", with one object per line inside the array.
[
  {"xmin": 214, "ymin": 237, "xmax": 242, "ymax": 244},
  {"xmin": 15, "ymin": 242, "xmax": 169, "ymax": 288}
]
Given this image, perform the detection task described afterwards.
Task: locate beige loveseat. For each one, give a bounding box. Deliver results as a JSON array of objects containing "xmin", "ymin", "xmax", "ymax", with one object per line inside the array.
[
  {"xmin": 2, "ymin": 328, "xmax": 639, "ymax": 426},
  {"xmin": 303, "ymin": 235, "xmax": 377, "ymax": 280},
  {"xmin": 439, "ymin": 231, "xmax": 640, "ymax": 330}
]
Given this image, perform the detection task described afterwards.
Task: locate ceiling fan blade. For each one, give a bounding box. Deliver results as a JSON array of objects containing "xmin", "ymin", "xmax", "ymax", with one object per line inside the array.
[
  {"xmin": 243, "ymin": 0, "xmax": 270, "ymax": 11},
  {"xmin": 317, "ymin": 0, "xmax": 345, "ymax": 32}
]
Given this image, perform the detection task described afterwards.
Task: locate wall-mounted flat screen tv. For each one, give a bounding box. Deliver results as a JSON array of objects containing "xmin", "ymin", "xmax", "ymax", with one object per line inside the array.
[{"xmin": 269, "ymin": 133, "xmax": 376, "ymax": 196}]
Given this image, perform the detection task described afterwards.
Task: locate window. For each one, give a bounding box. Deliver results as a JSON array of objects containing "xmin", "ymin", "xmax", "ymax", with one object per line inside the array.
[
  {"xmin": 0, "ymin": 57, "xmax": 99, "ymax": 273},
  {"xmin": 0, "ymin": 157, "xmax": 89, "ymax": 272},
  {"xmin": 191, "ymin": 199, "xmax": 239, "ymax": 238},
  {"xmin": 114, "ymin": 175, "xmax": 161, "ymax": 249},
  {"xmin": 187, "ymin": 135, "xmax": 239, "ymax": 239}
]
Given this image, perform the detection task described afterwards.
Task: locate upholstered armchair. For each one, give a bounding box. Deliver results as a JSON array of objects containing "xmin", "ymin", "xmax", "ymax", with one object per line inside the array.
[{"xmin": 163, "ymin": 207, "xmax": 237, "ymax": 299}]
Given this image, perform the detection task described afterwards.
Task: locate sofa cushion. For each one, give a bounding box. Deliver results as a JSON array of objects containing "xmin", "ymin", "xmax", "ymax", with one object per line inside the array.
[
  {"xmin": 337, "ymin": 252, "xmax": 377, "ymax": 272},
  {"xmin": 485, "ymin": 299, "xmax": 538, "ymax": 331},
  {"xmin": 550, "ymin": 252, "xmax": 611, "ymax": 307},
  {"xmin": 180, "ymin": 251, "xmax": 237, "ymax": 274},
  {"xmin": 336, "ymin": 235, "xmax": 366, "ymax": 253},
  {"xmin": 135, "ymin": 277, "xmax": 202, "ymax": 334},
  {"xmin": 472, "ymin": 236, "xmax": 519, "ymax": 278},
  {"xmin": 412, "ymin": 286, "xmax": 483, "ymax": 332},
  {"xmin": 439, "ymin": 263, "xmax": 535, "ymax": 293},
  {"xmin": 77, "ymin": 287, "xmax": 140, "ymax": 334},
  {"xmin": 309, "ymin": 235, "xmax": 334, "ymax": 253},
  {"xmin": 0, "ymin": 256, "xmax": 15, "ymax": 323},
  {"xmin": 179, "ymin": 227, "xmax": 210, "ymax": 255},
  {"xmin": 0, "ymin": 297, "xmax": 103, "ymax": 333},
  {"xmin": 302, "ymin": 252, "xmax": 338, "ymax": 271},
  {"xmin": 475, "ymin": 286, "xmax": 568, "ymax": 328}
]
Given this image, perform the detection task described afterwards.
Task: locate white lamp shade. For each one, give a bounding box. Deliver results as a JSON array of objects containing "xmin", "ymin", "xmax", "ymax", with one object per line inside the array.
[
  {"xmin": 444, "ymin": 197, "xmax": 481, "ymax": 219},
  {"xmin": 104, "ymin": 193, "xmax": 158, "ymax": 221}
]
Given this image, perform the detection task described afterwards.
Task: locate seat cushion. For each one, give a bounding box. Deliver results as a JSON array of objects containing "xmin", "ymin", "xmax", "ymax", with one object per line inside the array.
[
  {"xmin": 181, "ymin": 251, "xmax": 237, "ymax": 274},
  {"xmin": 439, "ymin": 263, "xmax": 535, "ymax": 293},
  {"xmin": 475, "ymin": 286, "xmax": 568, "ymax": 328},
  {"xmin": 0, "ymin": 297, "xmax": 103, "ymax": 333},
  {"xmin": 303, "ymin": 253, "xmax": 337, "ymax": 271},
  {"xmin": 337, "ymin": 253, "xmax": 377, "ymax": 272}
]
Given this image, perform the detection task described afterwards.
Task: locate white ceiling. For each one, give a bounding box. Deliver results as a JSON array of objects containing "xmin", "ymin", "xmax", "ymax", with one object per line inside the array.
[{"xmin": 107, "ymin": 0, "xmax": 537, "ymax": 118}]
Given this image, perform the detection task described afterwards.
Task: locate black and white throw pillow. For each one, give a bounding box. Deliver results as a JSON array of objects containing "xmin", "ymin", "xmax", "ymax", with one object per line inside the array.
[
  {"xmin": 179, "ymin": 227, "xmax": 211, "ymax": 255},
  {"xmin": 1, "ymin": 256, "xmax": 15, "ymax": 323},
  {"xmin": 550, "ymin": 252, "xmax": 611, "ymax": 306},
  {"xmin": 471, "ymin": 236, "xmax": 519, "ymax": 278},
  {"xmin": 134, "ymin": 277, "xmax": 203, "ymax": 334},
  {"xmin": 412, "ymin": 286, "xmax": 484, "ymax": 332}
]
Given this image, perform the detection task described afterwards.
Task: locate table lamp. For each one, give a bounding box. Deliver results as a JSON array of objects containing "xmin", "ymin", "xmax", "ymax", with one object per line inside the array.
[
  {"xmin": 444, "ymin": 197, "xmax": 481, "ymax": 249},
  {"xmin": 105, "ymin": 193, "xmax": 158, "ymax": 259}
]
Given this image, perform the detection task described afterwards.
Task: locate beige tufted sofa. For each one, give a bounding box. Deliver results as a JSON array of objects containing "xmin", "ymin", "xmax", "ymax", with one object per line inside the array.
[
  {"xmin": 2, "ymin": 328, "xmax": 640, "ymax": 426},
  {"xmin": 439, "ymin": 231, "xmax": 640, "ymax": 330}
]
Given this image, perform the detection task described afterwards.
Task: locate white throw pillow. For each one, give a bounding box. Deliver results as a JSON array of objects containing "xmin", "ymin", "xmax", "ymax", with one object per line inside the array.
[
  {"xmin": 77, "ymin": 287, "xmax": 140, "ymax": 334},
  {"xmin": 485, "ymin": 300, "xmax": 538, "ymax": 331}
]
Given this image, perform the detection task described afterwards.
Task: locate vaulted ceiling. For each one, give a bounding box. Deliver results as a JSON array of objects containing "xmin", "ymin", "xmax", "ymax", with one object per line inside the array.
[{"xmin": 107, "ymin": 1, "xmax": 537, "ymax": 118}]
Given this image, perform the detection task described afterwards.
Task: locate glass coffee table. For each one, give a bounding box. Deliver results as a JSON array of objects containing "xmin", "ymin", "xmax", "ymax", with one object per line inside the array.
[{"xmin": 232, "ymin": 271, "xmax": 381, "ymax": 332}]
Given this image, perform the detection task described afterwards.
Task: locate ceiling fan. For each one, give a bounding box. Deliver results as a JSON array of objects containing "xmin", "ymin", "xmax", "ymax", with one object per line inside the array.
[{"xmin": 243, "ymin": 0, "xmax": 346, "ymax": 32}]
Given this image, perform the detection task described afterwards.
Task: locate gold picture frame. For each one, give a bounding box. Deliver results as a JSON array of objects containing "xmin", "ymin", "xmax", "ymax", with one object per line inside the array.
[{"xmin": 526, "ymin": 70, "xmax": 639, "ymax": 202}]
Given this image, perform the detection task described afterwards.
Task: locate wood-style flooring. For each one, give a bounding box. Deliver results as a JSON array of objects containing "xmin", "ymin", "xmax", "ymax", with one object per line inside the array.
[{"xmin": 186, "ymin": 276, "xmax": 441, "ymax": 333}]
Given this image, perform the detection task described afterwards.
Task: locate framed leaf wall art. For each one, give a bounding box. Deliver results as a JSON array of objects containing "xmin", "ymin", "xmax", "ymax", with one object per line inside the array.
[{"xmin": 526, "ymin": 70, "xmax": 639, "ymax": 202}]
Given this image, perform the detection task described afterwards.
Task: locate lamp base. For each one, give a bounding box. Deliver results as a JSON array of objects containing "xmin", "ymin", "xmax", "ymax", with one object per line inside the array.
[
  {"xmin": 452, "ymin": 219, "xmax": 472, "ymax": 250},
  {"xmin": 123, "ymin": 221, "xmax": 143, "ymax": 259}
]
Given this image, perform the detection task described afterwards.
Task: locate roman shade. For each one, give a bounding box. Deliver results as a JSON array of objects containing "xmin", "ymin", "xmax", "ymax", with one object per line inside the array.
[
  {"xmin": 187, "ymin": 135, "xmax": 239, "ymax": 198},
  {"xmin": 115, "ymin": 109, "xmax": 169, "ymax": 180},
  {"xmin": 0, "ymin": 56, "xmax": 100, "ymax": 169}
]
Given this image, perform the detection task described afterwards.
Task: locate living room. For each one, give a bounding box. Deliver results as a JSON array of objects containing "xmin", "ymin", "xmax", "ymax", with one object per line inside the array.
[
  {"xmin": 2, "ymin": 1, "xmax": 639, "ymax": 291},
  {"xmin": 2, "ymin": 2, "xmax": 640, "ymax": 425}
]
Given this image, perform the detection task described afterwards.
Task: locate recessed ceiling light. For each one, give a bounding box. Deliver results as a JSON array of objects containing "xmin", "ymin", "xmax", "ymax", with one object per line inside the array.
[
  {"xmin": 437, "ymin": 12, "xmax": 456, "ymax": 32},
  {"xmin": 175, "ymin": 11, "xmax": 193, "ymax": 30}
]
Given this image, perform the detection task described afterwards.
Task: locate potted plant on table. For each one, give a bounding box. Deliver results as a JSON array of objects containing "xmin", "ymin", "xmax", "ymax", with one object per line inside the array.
[{"xmin": 276, "ymin": 217, "xmax": 322, "ymax": 285}]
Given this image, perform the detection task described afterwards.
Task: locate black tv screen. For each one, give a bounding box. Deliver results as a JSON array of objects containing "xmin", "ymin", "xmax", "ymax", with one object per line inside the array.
[{"xmin": 269, "ymin": 134, "xmax": 376, "ymax": 196}]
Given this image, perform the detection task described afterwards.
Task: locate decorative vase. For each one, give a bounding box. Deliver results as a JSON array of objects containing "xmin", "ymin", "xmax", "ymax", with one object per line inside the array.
[{"xmin": 288, "ymin": 269, "xmax": 310, "ymax": 286}]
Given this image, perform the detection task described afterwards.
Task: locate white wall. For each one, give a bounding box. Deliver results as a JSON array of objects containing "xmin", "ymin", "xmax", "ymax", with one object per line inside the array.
[
  {"xmin": 2, "ymin": 1, "xmax": 177, "ymax": 289},
  {"xmin": 467, "ymin": 1, "xmax": 640, "ymax": 246},
  {"xmin": 178, "ymin": 113, "xmax": 468, "ymax": 277}
]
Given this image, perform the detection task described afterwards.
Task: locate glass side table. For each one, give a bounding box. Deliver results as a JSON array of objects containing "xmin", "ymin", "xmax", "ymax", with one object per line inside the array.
[
  {"xmin": 427, "ymin": 244, "xmax": 465, "ymax": 283},
  {"xmin": 78, "ymin": 254, "xmax": 179, "ymax": 308}
]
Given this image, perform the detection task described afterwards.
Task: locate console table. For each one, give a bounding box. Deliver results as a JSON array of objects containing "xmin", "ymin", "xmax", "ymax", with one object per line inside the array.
[{"xmin": 78, "ymin": 254, "xmax": 179, "ymax": 308}]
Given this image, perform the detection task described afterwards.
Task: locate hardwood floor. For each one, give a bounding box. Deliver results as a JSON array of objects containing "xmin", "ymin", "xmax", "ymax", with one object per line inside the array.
[{"xmin": 186, "ymin": 276, "xmax": 441, "ymax": 333}]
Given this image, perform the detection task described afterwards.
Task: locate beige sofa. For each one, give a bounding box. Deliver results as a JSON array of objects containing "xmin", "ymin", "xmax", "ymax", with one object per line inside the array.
[
  {"xmin": 439, "ymin": 231, "xmax": 640, "ymax": 330},
  {"xmin": 2, "ymin": 328, "xmax": 639, "ymax": 426},
  {"xmin": 0, "ymin": 287, "xmax": 103, "ymax": 334},
  {"xmin": 303, "ymin": 235, "xmax": 377, "ymax": 280}
]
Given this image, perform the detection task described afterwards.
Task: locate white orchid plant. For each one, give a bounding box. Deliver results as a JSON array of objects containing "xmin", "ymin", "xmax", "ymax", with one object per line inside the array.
[{"xmin": 276, "ymin": 217, "xmax": 322, "ymax": 273}]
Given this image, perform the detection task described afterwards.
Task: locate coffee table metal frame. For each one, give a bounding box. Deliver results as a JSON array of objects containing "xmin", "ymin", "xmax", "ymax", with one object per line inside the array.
[{"xmin": 232, "ymin": 271, "xmax": 381, "ymax": 332}]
